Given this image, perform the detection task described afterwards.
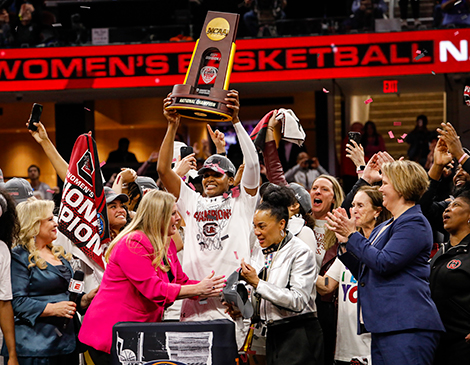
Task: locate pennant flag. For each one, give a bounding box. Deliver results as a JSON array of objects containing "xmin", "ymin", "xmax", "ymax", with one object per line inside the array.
[{"xmin": 58, "ymin": 134, "xmax": 110, "ymax": 269}]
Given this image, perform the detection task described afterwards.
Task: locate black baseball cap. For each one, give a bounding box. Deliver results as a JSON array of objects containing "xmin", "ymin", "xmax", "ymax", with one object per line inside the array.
[
  {"xmin": 222, "ymin": 269, "xmax": 254, "ymax": 319},
  {"xmin": 198, "ymin": 154, "xmax": 236, "ymax": 177}
]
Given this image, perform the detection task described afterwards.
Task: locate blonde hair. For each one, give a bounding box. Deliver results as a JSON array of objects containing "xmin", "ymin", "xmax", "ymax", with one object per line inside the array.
[
  {"xmin": 105, "ymin": 190, "xmax": 175, "ymax": 272},
  {"xmin": 16, "ymin": 199, "xmax": 71, "ymax": 269},
  {"xmin": 381, "ymin": 160, "xmax": 429, "ymax": 203},
  {"xmin": 311, "ymin": 175, "xmax": 345, "ymax": 250}
]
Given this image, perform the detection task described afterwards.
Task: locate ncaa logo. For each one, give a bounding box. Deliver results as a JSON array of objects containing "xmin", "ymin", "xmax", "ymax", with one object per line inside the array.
[
  {"xmin": 203, "ymin": 222, "xmax": 217, "ymax": 236},
  {"xmin": 446, "ymin": 259, "xmax": 461, "ymax": 270}
]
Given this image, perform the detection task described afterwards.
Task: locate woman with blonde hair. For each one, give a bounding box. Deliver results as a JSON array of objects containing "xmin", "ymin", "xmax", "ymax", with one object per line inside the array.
[
  {"xmin": 327, "ymin": 159, "xmax": 444, "ymax": 365},
  {"xmin": 6, "ymin": 199, "xmax": 97, "ymax": 365},
  {"xmin": 79, "ymin": 190, "xmax": 226, "ymax": 365},
  {"xmin": 309, "ymin": 174, "xmax": 345, "ymax": 365}
]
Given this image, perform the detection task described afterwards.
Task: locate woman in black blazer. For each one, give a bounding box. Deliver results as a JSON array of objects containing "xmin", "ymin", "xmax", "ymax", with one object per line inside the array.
[{"xmin": 1, "ymin": 199, "xmax": 96, "ymax": 365}]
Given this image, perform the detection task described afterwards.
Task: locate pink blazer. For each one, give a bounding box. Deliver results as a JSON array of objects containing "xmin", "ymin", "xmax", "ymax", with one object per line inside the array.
[{"xmin": 78, "ymin": 231, "xmax": 197, "ymax": 353}]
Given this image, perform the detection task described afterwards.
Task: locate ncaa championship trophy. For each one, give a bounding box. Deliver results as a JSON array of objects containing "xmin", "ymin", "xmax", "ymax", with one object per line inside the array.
[{"xmin": 166, "ymin": 11, "xmax": 240, "ymax": 121}]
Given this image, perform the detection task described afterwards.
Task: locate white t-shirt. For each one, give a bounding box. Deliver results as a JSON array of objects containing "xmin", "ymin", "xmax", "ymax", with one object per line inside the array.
[
  {"xmin": 177, "ymin": 182, "xmax": 258, "ymax": 322},
  {"xmin": 314, "ymin": 220, "xmax": 327, "ymax": 269},
  {"xmin": 326, "ymin": 258, "xmax": 371, "ymax": 363},
  {"xmin": 288, "ymin": 215, "xmax": 316, "ymax": 253},
  {"xmin": 0, "ymin": 240, "xmax": 12, "ymax": 301}
]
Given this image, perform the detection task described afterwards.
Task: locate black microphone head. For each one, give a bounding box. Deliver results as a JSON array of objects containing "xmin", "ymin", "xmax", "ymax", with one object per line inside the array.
[{"xmin": 73, "ymin": 270, "xmax": 85, "ymax": 281}]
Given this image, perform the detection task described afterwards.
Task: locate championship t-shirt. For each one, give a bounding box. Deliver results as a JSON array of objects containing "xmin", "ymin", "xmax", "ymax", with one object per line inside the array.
[
  {"xmin": 326, "ymin": 258, "xmax": 371, "ymax": 363},
  {"xmin": 177, "ymin": 181, "xmax": 258, "ymax": 321}
]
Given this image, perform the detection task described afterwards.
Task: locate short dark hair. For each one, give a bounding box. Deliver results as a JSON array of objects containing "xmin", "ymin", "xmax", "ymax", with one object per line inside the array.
[
  {"xmin": 28, "ymin": 164, "xmax": 40, "ymax": 174},
  {"xmin": 257, "ymin": 184, "xmax": 292, "ymax": 225}
]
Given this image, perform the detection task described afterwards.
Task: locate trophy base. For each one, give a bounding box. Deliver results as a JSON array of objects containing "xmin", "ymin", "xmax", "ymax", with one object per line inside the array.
[{"xmin": 167, "ymin": 84, "xmax": 233, "ymax": 122}]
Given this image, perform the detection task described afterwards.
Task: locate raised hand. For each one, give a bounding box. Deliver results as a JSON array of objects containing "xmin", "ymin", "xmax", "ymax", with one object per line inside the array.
[
  {"xmin": 345, "ymin": 140, "xmax": 366, "ymax": 168},
  {"xmin": 26, "ymin": 120, "xmax": 49, "ymax": 144},
  {"xmin": 225, "ymin": 90, "xmax": 240, "ymax": 124},
  {"xmin": 163, "ymin": 93, "xmax": 180, "ymax": 126},
  {"xmin": 174, "ymin": 153, "xmax": 197, "ymax": 177},
  {"xmin": 207, "ymin": 124, "xmax": 226, "ymax": 154},
  {"xmin": 437, "ymin": 122, "xmax": 466, "ymax": 162},
  {"xmin": 433, "ymin": 138, "xmax": 453, "ymax": 167}
]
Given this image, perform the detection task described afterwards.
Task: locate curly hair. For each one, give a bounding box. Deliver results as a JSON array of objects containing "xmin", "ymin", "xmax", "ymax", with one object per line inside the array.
[
  {"xmin": 0, "ymin": 189, "xmax": 20, "ymax": 250},
  {"xmin": 16, "ymin": 199, "xmax": 71, "ymax": 269}
]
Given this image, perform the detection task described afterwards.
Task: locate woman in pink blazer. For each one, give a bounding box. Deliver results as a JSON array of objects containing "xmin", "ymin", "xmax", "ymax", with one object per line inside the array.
[{"xmin": 79, "ymin": 190, "xmax": 225, "ymax": 365}]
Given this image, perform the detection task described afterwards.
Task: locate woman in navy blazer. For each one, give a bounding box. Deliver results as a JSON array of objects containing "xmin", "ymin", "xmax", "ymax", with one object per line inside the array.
[
  {"xmin": 326, "ymin": 159, "xmax": 445, "ymax": 365},
  {"xmin": 1, "ymin": 199, "xmax": 97, "ymax": 365}
]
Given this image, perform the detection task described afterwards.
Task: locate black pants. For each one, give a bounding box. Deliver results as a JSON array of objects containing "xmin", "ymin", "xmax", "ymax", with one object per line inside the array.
[
  {"xmin": 433, "ymin": 335, "xmax": 470, "ymax": 365},
  {"xmin": 266, "ymin": 313, "xmax": 324, "ymax": 365},
  {"xmin": 87, "ymin": 347, "xmax": 111, "ymax": 365}
]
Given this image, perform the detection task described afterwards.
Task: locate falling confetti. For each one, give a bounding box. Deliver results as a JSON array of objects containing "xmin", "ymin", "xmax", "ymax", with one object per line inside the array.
[
  {"xmin": 84, "ymin": 107, "xmax": 90, "ymax": 111},
  {"xmin": 100, "ymin": 161, "xmax": 106, "ymax": 167},
  {"xmin": 397, "ymin": 139, "xmax": 404, "ymax": 143},
  {"xmin": 186, "ymin": 211, "xmax": 190, "ymax": 216},
  {"xmin": 432, "ymin": 71, "xmax": 436, "ymax": 75},
  {"xmin": 455, "ymin": 31, "xmax": 459, "ymax": 36},
  {"xmin": 80, "ymin": 5, "xmax": 91, "ymax": 9},
  {"xmin": 416, "ymin": 50, "xmax": 421, "ymax": 55},
  {"xmin": 455, "ymin": 0, "xmax": 462, "ymax": 5},
  {"xmin": 393, "ymin": 122, "xmax": 402, "ymax": 126},
  {"xmin": 52, "ymin": 23, "xmax": 62, "ymax": 27},
  {"xmin": 323, "ymin": 88, "xmax": 329, "ymax": 93},
  {"xmin": 388, "ymin": 131, "xmax": 395, "ymax": 139},
  {"xmin": 415, "ymin": 53, "xmax": 425, "ymax": 61},
  {"xmin": 364, "ymin": 98, "xmax": 373, "ymax": 105},
  {"xmin": 401, "ymin": 133, "xmax": 408, "ymax": 139}
]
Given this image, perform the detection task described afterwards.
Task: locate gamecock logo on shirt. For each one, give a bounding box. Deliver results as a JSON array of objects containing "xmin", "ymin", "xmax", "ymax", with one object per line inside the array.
[
  {"xmin": 446, "ymin": 259, "xmax": 462, "ymax": 270},
  {"xmin": 203, "ymin": 222, "xmax": 217, "ymax": 236}
]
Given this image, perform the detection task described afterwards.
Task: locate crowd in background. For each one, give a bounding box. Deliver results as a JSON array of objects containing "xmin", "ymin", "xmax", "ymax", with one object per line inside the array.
[{"xmin": 0, "ymin": 0, "xmax": 469, "ymax": 48}]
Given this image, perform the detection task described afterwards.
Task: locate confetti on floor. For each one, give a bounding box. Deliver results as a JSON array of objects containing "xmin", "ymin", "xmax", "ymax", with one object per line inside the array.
[
  {"xmin": 364, "ymin": 98, "xmax": 373, "ymax": 104},
  {"xmin": 323, "ymin": 88, "xmax": 329, "ymax": 93},
  {"xmin": 388, "ymin": 131, "xmax": 395, "ymax": 138},
  {"xmin": 393, "ymin": 122, "xmax": 402, "ymax": 126}
]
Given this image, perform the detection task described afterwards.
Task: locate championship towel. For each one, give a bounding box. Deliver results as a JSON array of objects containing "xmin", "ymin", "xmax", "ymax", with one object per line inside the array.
[{"xmin": 58, "ymin": 134, "xmax": 110, "ymax": 269}]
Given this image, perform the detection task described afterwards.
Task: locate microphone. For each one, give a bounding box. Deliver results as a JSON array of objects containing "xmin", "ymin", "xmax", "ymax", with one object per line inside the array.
[{"xmin": 63, "ymin": 270, "xmax": 84, "ymax": 330}]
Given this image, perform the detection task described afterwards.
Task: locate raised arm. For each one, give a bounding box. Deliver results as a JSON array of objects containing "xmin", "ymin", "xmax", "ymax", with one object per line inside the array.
[
  {"xmin": 263, "ymin": 111, "xmax": 288, "ymax": 185},
  {"xmin": 27, "ymin": 121, "xmax": 68, "ymax": 181},
  {"xmin": 227, "ymin": 90, "xmax": 259, "ymax": 196},
  {"xmin": 157, "ymin": 94, "xmax": 183, "ymax": 199}
]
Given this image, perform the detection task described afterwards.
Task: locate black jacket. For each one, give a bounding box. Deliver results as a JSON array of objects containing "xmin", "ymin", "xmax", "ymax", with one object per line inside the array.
[{"xmin": 430, "ymin": 233, "xmax": 470, "ymax": 341}]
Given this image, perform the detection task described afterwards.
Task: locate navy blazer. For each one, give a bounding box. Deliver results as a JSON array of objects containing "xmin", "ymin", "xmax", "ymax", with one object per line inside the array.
[
  {"xmin": 339, "ymin": 205, "xmax": 445, "ymax": 334},
  {"xmin": 1, "ymin": 246, "xmax": 76, "ymax": 357}
]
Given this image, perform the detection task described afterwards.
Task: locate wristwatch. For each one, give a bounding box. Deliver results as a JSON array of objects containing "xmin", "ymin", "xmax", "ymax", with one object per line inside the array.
[{"xmin": 356, "ymin": 165, "xmax": 366, "ymax": 173}]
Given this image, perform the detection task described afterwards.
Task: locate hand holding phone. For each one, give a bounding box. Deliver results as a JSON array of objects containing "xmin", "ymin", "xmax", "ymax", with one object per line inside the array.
[
  {"xmin": 180, "ymin": 146, "xmax": 194, "ymax": 159},
  {"xmin": 28, "ymin": 103, "xmax": 43, "ymax": 132},
  {"xmin": 348, "ymin": 131, "xmax": 362, "ymax": 147}
]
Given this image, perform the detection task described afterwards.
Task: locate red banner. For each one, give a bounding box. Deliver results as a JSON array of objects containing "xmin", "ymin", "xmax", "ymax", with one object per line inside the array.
[
  {"xmin": 57, "ymin": 134, "xmax": 110, "ymax": 269},
  {"xmin": 0, "ymin": 29, "xmax": 469, "ymax": 91}
]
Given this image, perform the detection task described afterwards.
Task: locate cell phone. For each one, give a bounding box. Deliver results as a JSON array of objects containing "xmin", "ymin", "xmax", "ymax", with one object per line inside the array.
[
  {"xmin": 28, "ymin": 103, "xmax": 43, "ymax": 132},
  {"xmin": 180, "ymin": 146, "xmax": 194, "ymax": 159},
  {"xmin": 348, "ymin": 131, "xmax": 362, "ymax": 146}
]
